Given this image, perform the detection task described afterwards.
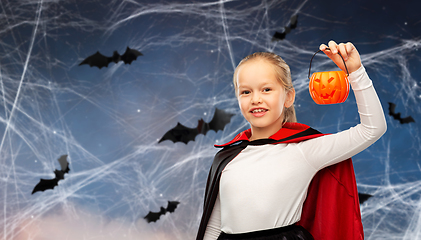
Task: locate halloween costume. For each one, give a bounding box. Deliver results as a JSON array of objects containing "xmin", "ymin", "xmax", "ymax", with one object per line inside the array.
[{"xmin": 197, "ymin": 66, "xmax": 386, "ymax": 240}]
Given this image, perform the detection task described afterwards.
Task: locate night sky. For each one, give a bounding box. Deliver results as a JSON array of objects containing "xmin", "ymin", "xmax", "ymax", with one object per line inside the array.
[{"xmin": 1, "ymin": 0, "xmax": 421, "ymax": 239}]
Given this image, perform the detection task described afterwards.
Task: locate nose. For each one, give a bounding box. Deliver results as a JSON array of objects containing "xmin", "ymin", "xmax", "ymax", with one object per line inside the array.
[{"xmin": 251, "ymin": 93, "xmax": 262, "ymax": 104}]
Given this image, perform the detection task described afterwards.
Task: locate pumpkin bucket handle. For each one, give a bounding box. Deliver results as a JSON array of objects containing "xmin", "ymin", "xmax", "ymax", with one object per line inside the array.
[{"xmin": 308, "ymin": 47, "xmax": 349, "ymax": 80}]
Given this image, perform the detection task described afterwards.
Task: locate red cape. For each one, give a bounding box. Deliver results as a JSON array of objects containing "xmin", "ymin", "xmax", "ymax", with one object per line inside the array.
[{"xmin": 196, "ymin": 122, "xmax": 364, "ymax": 240}]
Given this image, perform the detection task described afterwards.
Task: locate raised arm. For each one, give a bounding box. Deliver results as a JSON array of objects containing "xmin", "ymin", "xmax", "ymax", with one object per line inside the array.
[{"xmin": 299, "ymin": 41, "xmax": 387, "ymax": 170}]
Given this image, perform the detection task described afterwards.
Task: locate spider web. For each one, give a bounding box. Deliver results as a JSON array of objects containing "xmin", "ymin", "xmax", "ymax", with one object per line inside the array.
[{"xmin": 1, "ymin": 0, "xmax": 421, "ymax": 239}]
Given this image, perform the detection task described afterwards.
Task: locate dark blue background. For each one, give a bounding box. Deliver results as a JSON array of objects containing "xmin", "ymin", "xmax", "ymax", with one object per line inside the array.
[{"xmin": 1, "ymin": 0, "xmax": 420, "ymax": 239}]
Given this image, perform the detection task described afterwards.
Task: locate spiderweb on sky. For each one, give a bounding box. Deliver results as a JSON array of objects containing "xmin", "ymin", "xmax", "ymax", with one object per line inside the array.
[{"xmin": 1, "ymin": 0, "xmax": 421, "ymax": 239}]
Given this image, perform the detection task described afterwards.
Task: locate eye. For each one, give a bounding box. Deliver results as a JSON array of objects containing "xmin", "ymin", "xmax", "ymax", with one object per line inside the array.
[
  {"xmin": 328, "ymin": 77, "xmax": 335, "ymax": 83},
  {"xmin": 241, "ymin": 90, "xmax": 250, "ymax": 95},
  {"xmin": 263, "ymin": 88, "xmax": 271, "ymax": 92}
]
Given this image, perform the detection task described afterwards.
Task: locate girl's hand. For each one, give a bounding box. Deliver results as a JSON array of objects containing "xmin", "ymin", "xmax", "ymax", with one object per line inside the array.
[{"xmin": 319, "ymin": 41, "xmax": 362, "ymax": 74}]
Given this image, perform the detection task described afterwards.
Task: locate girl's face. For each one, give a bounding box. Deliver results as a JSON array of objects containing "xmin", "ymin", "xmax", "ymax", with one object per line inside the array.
[{"xmin": 236, "ymin": 59, "xmax": 295, "ymax": 139}]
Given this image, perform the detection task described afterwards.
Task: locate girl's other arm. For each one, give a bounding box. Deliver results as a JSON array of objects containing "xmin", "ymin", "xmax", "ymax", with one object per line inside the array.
[{"xmin": 203, "ymin": 194, "xmax": 222, "ymax": 240}]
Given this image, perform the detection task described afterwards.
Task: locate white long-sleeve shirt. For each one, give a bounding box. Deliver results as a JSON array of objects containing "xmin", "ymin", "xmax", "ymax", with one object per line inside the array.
[{"xmin": 203, "ymin": 65, "xmax": 387, "ymax": 240}]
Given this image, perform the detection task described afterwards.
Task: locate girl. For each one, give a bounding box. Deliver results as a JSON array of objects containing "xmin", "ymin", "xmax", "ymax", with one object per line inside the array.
[{"xmin": 196, "ymin": 41, "xmax": 387, "ymax": 240}]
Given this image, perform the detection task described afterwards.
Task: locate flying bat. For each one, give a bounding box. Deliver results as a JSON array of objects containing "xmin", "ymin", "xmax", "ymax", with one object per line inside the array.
[
  {"xmin": 79, "ymin": 47, "xmax": 143, "ymax": 69},
  {"xmin": 32, "ymin": 155, "xmax": 70, "ymax": 194},
  {"xmin": 388, "ymin": 102, "xmax": 415, "ymax": 124},
  {"xmin": 158, "ymin": 108, "xmax": 235, "ymax": 144},
  {"xmin": 358, "ymin": 192, "xmax": 373, "ymax": 204},
  {"xmin": 272, "ymin": 14, "xmax": 298, "ymax": 41},
  {"xmin": 144, "ymin": 201, "xmax": 180, "ymax": 223}
]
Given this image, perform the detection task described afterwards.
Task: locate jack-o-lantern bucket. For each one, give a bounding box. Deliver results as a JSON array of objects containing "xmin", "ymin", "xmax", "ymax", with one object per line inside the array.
[{"xmin": 308, "ymin": 48, "xmax": 350, "ymax": 105}]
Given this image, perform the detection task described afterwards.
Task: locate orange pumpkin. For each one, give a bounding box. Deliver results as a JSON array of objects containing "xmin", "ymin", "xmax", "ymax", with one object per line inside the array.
[
  {"xmin": 309, "ymin": 71, "xmax": 349, "ymax": 104},
  {"xmin": 308, "ymin": 48, "xmax": 350, "ymax": 105}
]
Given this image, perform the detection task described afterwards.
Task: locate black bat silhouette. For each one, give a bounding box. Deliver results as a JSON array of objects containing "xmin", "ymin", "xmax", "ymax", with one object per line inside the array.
[
  {"xmin": 32, "ymin": 155, "xmax": 70, "ymax": 194},
  {"xmin": 358, "ymin": 192, "xmax": 373, "ymax": 204},
  {"xmin": 144, "ymin": 201, "xmax": 180, "ymax": 223},
  {"xmin": 158, "ymin": 108, "xmax": 235, "ymax": 144},
  {"xmin": 272, "ymin": 14, "xmax": 298, "ymax": 41},
  {"xmin": 79, "ymin": 47, "xmax": 143, "ymax": 69},
  {"xmin": 388, "ymin": 102, "xmax": 415, "ymax": 124}
]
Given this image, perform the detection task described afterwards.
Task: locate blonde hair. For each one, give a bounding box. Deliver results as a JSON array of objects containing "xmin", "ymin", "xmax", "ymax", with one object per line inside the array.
[{"xmin": 233, "ymin": 52, "xmax": 297, "ymax": 123}]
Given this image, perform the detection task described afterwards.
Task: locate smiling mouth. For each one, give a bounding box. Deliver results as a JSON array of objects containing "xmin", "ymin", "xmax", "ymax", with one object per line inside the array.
[
  {"xmin": 251, "ymin": 108, "xmax": 268, "ymax": 113},
  {"xmin": 321, "ymin": 90, "xmax": 336, "ymax": 99}
]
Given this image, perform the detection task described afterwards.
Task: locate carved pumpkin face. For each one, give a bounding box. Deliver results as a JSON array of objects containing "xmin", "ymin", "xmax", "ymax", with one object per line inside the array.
[{"xmin": 309, "ymin": 71, "xmax": 349, "ymax": 105}]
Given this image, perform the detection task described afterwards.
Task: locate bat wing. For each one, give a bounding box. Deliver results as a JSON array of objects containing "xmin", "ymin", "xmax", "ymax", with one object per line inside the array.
[
  {"xmin": 166, "ymin": 201, "xmax": 180, "ymax": 213},
  {"xmin": 79, "ymin": 51, "xmax": 112, "ymax": 69},
  {"xmin": 158, "ymin": 122, "xmax": 199, "ymax": 144},
  {"xmin": 388, "ymin": 102, "xmax": 402, "ymax": 120},
  {"xmin": 400, "ymin": 116, "xmax": 415, "ymax": 124},
  {"xmin": 144, "ymin": 211, "xmax": 161, "ymax": 223},
  {"xmin": 272, "ymin": 31, "xmax": 286, "ymax": 41},
  {"xmin": 206, "ymin": 108, "xmax": 235, "ymax": 134},
  {"xmin": 120, "ymin": 47, "xmax": 143, "ymax": 64},
  {"xmin": 57, "ymin": 154, "xmax": 70, "ymax": 173},
  {"xmin": 358, "ymin": 192, "xmax": 373, "ymax": 204},
  {"xmin": 388, "ymin": 102, "xmax": 396, "ymax": 116},
  {"xmin": 144, "ymin": 207, "xmax": 166, "ymax": 223},
  {"xmin": 31, "ymin": 178, "xmax": 59, "ymax": 194},
  {"xmin": 289, "ymin": 14, "xmax": 298, "ymax": 29}
]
